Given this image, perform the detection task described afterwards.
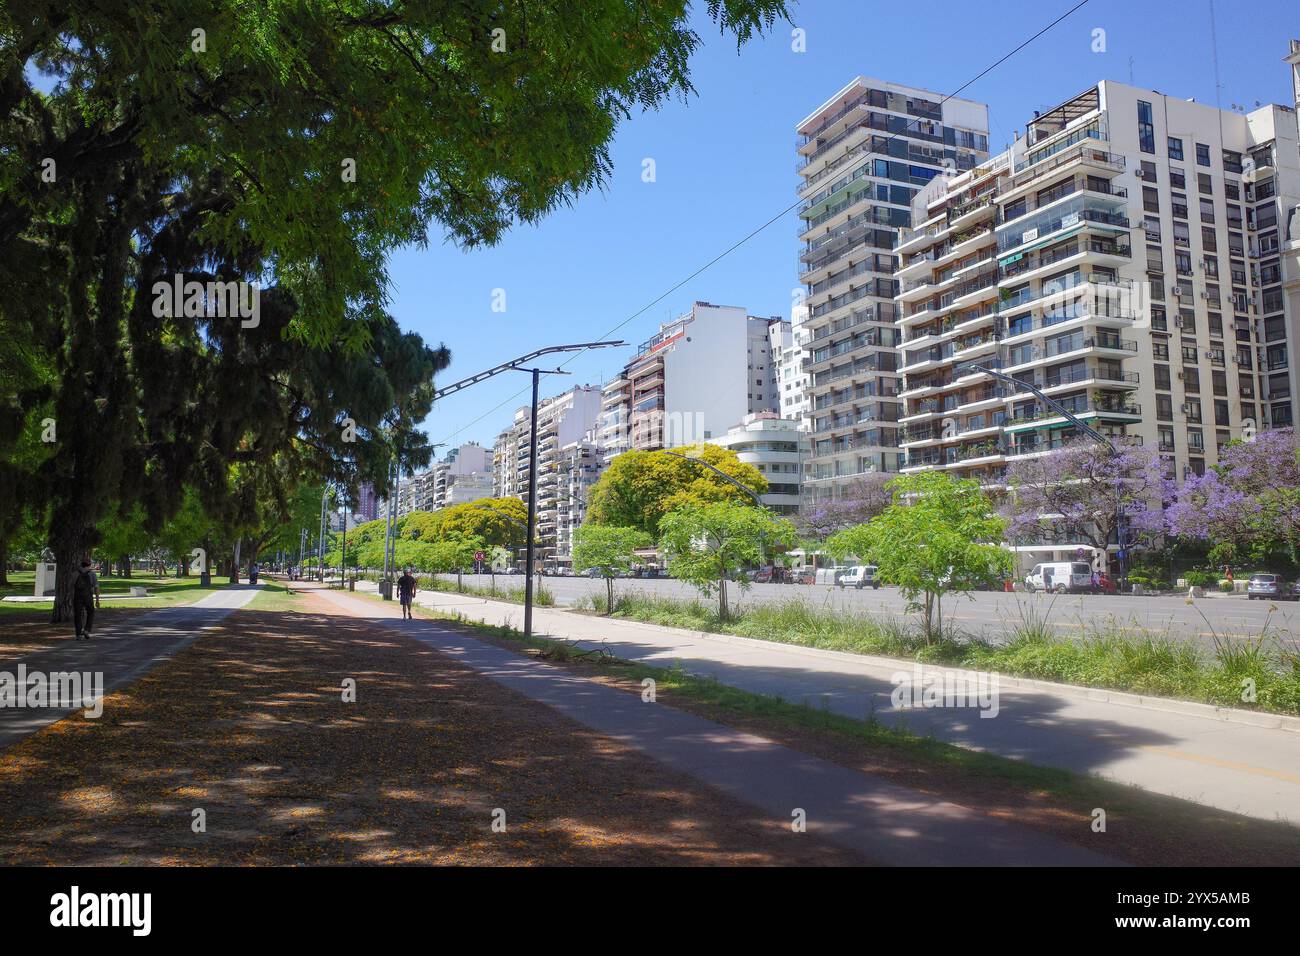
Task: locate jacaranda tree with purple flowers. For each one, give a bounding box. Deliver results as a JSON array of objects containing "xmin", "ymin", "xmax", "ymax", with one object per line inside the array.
[
  {"xmin": 1003, "ymin": 438, "xmax": 1167, "ymax": 566},
  {"xmin": 797, "ymin": 473, "xmax": 893, "ymax": 540},
  {"xmin": 1166, "ymin": 429, "xmax": 1300, "ymax": 565}
]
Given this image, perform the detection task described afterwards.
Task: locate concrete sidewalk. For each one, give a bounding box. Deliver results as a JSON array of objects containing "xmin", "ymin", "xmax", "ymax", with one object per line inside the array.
[
  {"xmin": 316, "ymin": 587, "xmax": 1117, "ymax": 866},
  {"xmin": 377, "ymin": 584, "xmax": 1300, "ymax": 824},
  {"xmin": 0, "ymin": 585, "xmax": 261, "ymax": 749}
]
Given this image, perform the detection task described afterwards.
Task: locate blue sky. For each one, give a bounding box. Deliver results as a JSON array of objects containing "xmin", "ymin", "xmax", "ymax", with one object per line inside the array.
[{"xmin": 389, "ymin": 0, "xmax": 1299, "ymax": 455}]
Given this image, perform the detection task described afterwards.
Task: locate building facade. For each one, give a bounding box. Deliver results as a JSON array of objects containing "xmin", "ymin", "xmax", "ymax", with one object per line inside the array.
[
  {"xmin": 711, "ymin": 412, "xmax": 809, "ymax": 514},
  {"xmin": 892, "ymin": 74, "xmax": 1300, "ymax": 568},
  {"xmin": 598, "ymin": 301, "xmax": 787, "ymax": 458},
  {"xmin": 797, "ymin": 77, "xmax": 989, "ymax": 505}
]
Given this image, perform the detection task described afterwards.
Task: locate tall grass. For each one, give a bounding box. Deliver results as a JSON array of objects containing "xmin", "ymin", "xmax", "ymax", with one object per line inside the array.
[{"xmin": 592, "ymin": 591, "xmax": 1300, "ymax": 716}]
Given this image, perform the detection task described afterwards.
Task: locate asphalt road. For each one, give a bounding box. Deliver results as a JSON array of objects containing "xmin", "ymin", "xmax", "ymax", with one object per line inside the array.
[{"xmin": 439, "ymin": 573, "xmax": 1300, "ymax": 652}]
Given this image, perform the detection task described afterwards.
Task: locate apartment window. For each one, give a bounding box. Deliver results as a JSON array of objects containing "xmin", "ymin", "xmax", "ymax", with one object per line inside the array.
[
  {"xmin": 1139, "ymin": 160, "xmax": 1157, "ymax": 182},
  {"xmin": 1153, "ymin": 341, "xmax": 1169, "ymax": 361},
  {"xmin": 1182, "ymin": 366, "xmax": 1200, "ymax": 393},
  {"xmin": 1223, "ymin": 150, "xmax": 1243, "ymax": 173},
  {"xmin": 1202, "ymin": 230, "xmax": 1217, "ymax": 254},
  {"xmin": 1137, "ymin": 101, "xmax": 1156, "ymax": 153},
  {"xmin": 1199, "ymin": 198, "xmax": 1215, "ymax": 223},
  {"xmin": 1151, "ymin": 306, "xmax": 1168, "ymax": 330},
  {"xmin": 1167, "ymin": 137, "xmax": 1184, "ymax": 161},
  {"xmin": 1196, "ymin": 143, "xmax": 1211, "ymax": 166},
  {"xmin": 1175, "ymin": 251, "xmax": 1192, "ymax": 276},
  {"xmin": 1225, "ymin": 181, "xmax": 1240, "ymax": 200},
  {"xmin": 1185, "ymin": 399, "xmax": 1202, "ymax": 423},
  {"xmin": 1188, "ymin": 429, "xmax": 1205, "ymax": 451},
  {"xmin": 1154, "ymin": 364, "xmax": 1171, "ymax": 389},
  {"xmin": 1214, "ymin": 400, "xmax": 1230, "ymax": 426},
  {"xmin": 1267, "ymin": 344, "xmax": 1288, "ymax": 371},
  {"xmin": 1197, "ymin": 173, "xmax": 1213, "ymax": 195},
  {"xmin": 1212, "ymin": 370, "xmax": 1227, "ymax": 396},
  {"xmin": 1172, "ymin": 196, "xmax": 1189, "ymax": 220},
  {"xmin": 1208, "ymin": 312, "xmax": 1223, "ymax": 338},
  {"xmin": 1170, "ymin": 168, "xmax": 1187, "ymax": 190},
  {"xmin": 1142, "ymin": 187, "xmax": 1160, "ymax": 213},
  {"xmin": 1158, "ymin": 426, "xmax": 1175, "ymax": 451},
  {"xmin": 1181, "ymin": 345, "xmax": 1199, "ymax": 362},
  {"xmin": 1156, "ymin": 394, "xmax": 1174, "ymax": 421}
]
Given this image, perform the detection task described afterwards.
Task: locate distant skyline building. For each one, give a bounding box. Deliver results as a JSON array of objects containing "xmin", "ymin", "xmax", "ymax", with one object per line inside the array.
[{"xmin": 711, "ymin": 411, "xmax": 809, "ymax": 514}]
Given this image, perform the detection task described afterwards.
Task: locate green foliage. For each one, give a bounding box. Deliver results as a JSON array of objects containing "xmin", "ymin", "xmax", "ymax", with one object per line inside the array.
[
  {"xmin": 658, "ymin": 501, "xmax": 794, "ymax": 619},
  {"xmin": 827, "ymin": 472, "xmax": 1011, "ymax": 641},
  {"xmin": 587, "ymin": 445, "xmax": 768, "ymax": 537},
  {"xmin": 572, "ymin": 523, "xmax": 652, "ymax": 615}
]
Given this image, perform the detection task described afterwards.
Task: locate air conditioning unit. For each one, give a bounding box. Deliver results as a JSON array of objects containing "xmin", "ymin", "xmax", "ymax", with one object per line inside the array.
[
  {"xmin": 1177, "ymin": 371, "xmax": 1186, "ymax": 380},
  {"xmin": 1180, "ymin": 403, "xmax": 1192, "ymax": 414}
]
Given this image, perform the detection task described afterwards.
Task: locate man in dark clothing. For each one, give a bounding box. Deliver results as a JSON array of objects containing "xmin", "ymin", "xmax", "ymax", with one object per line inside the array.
[
  {"xmin": 73, "ymin": 557, "xmax": 101, "ymax": 640},
  {"xmin": 396, "ymin": 568, "xmax": 417, "ymax": 619}
]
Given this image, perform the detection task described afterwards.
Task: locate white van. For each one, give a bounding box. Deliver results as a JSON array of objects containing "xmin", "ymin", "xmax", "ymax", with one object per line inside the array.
[
  {"xmin": 1025, "ymin": 561, "xmax": 1093, "ymax": 594},
  {"xmin": 815, "ymin": 566, "xmax": 851, "ymax": 586},
  {"xmin": 838, "ymin": 565, "xmax": 881, "ymax": 590}
]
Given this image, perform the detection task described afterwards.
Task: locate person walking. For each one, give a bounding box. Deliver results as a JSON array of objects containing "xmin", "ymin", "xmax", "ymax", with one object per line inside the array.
[
  {"xmin": 396, "ymin": 567, "xmax": 417, "ymax": 619},
  {"xmin": 73, "ymin": 557, "xmax": 101, "ymax": 640}
]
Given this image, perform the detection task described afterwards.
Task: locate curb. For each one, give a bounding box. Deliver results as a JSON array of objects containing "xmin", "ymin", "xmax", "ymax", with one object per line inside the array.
[{"xmin": 425, "ymin": 591, "xmax": 1300, "ymax": 736}]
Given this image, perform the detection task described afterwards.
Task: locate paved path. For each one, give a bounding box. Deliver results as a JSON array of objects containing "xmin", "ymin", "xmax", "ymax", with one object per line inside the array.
[
  {"xmin": 0, "ymin": 586, "xmax": 261, "ymax": 749},
  {"xmin": 313, "ymin": 587, "xmax": 1117, "ymax": 866},
  {"xmin": 434, "ymin": 573, "xmax": 1300, "ymax": 652},
  {"xmin": 387, "ymin": 584, "xmax": 1300, "ymax": 824}
]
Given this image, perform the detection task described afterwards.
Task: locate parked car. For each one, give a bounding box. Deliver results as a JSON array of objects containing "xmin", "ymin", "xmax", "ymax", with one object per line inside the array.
[
  {"xmin": 584, "ymin": 567, "xmax": 603, "ymax": 578},
  {"xmin": 792, "ymin": 569, "xmax": 816, "ymax": 585},
  {"xmin": 750, "ymin": 566, "xmax": 779, "ymax": 584},
  {"xmin": 838, "ymin": 565, "xmax": 881, "ymax": 590},
  {"xmin": 1024, "ymin": 561, "xmax": 1093, "ymax": 594},
  {"xmin": 1246, "ymin": 573, "xmax": 1299, "ymax": 600}
]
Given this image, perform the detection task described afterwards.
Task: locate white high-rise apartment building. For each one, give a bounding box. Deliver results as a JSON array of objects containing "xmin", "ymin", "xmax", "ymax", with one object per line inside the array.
[
  {"xmin": 598, "ymin": 301, "xmax": 786, "ymax": 457},
  {"xmin": 797, "ymin": 78, "xmax": 989, "ymax": 505},
  {"xmin": 893, "ymin": 67, "xmax": 1300, "ymax": 568},
  {"xmin": 431, "ymin": 442, "xmax": 493, "ymax": 510}
]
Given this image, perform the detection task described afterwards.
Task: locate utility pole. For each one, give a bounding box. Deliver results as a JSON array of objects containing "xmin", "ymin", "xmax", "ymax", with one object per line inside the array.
[
  {"xmin": 318, "ymin": 483, "xmax": 329, "ymax": 582},
  {"xmin": 523, "ymin": 368, "xmax": 541, "ymax": 639},
  {"xmin": 427, "ymin": 341, "xmax": 625, "ymax": 639}
]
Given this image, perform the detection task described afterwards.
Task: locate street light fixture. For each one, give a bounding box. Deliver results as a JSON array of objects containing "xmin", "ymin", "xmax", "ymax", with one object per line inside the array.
[
  {"xmin": 966, "ymin": 363, "xmax": 1130, "ymax": 583},
  {"xmin": 426, "ymin": 341, "xmax": 626, "ymax": 638}
]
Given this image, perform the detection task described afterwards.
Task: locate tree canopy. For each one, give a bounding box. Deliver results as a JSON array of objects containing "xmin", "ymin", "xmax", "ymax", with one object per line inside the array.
[
  {"xmin": 1, "ymin": 0, "xmax": 788, "ymax": 617},
  {"xmin": 587, "ymin": 444, "xmax": 768, "ymax": 537}
]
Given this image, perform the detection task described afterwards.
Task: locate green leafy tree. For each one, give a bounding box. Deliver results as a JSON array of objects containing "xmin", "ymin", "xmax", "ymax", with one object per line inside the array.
[
  {"xmin": 658, "ymin": 501, "xmax": 794, "ymax": 620},
  {"xmin": 571, "ymin": 523, "xmax": 653, "ymax": 614},
  {"xmin": 429, "ymin": 533, "xmax": 484, "ymax": 591},
  {"xmin": 827, "ymin": 472, "xmax": 1011, "ymax": 642},
  {"xmin": 588, "ymin": 445, "xmax": 768, "ymax": 537},
  {"xmin": 1, "ymin": 1, "xmax": 786, "ymax": 620}
]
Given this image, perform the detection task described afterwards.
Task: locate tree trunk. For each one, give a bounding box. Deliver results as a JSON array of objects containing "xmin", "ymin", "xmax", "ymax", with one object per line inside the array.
[
  {"xmin": 50, "ymin": 520, "xmax": 91, "ymax": 625},
  {"xmin": 718, "ymin": 575, "xmax": 729, "ymax": 621},
  {"xmin": 0, "ymin": 537, "xmax": 8, "ymax": 588},
  {"xmin": 118, "ymin": 554, "xmax": 132, "ymax": 577},
  {"xmin": 606, "ymin": 576, "xmax": 614, "ymax": 615}
]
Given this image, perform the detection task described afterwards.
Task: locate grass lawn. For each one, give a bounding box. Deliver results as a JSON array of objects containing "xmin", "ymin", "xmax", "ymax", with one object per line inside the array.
[
  {"xmin": 383, "ymin": 593, "xmax": 1300, "ymax": 867},
  {"xmin": 0, "ymin": 589, "xmax": 862, "ymax": 866},
  {"xmin": 585, "ymin": 592, "xmax": 1300, "ymax": 717}
]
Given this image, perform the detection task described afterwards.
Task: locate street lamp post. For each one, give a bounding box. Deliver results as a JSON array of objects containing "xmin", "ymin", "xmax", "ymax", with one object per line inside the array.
[{"xmin": 428, "ymin": 341, "xmax": 625, "ymax": 639}]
